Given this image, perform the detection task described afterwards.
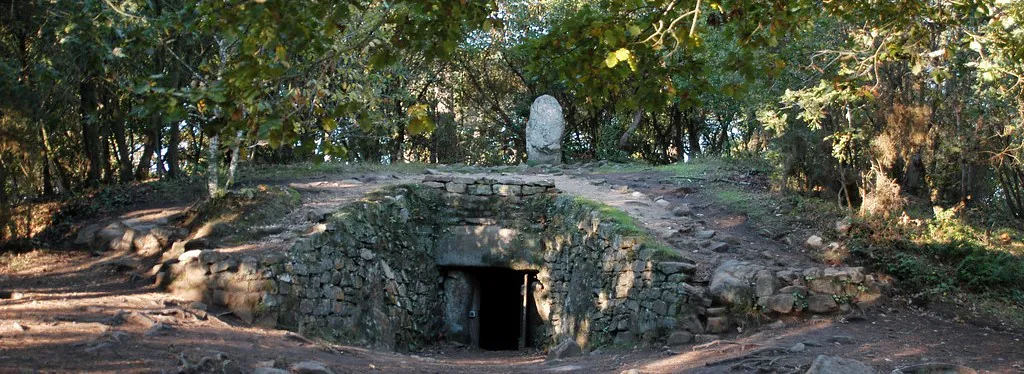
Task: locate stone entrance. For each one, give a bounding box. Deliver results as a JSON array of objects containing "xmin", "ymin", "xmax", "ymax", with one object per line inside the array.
[{"xmin": 442, "ymin": 267, "xmax": 540, "ymax": 350}]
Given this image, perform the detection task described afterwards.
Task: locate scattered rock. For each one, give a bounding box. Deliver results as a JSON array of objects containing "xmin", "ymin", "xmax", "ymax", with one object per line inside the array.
[
  {"xmin": 620, "ymin": 369, "xmax": 643, "ymax": 374},
  {"xmin": 290, "ymin": 361, "xmax": 335, "ymax": 374},
  {"xmin": 835, "ymin": 218, "xmax": 853, "ymax": 237},
  {"xmin": 827, "ymin": 335, "xmax": 855, "ymax": 345},
  {"xmin": 145, "ymin": 322, "xmax": 174, "ymax": 336},
  {"xmin": 252, "ymin": 368, "xmax": 287, "ymax": 374},
  {"xmin": 666, "ymin": 331, "xmax": 694, "ymax": 345},
  {"xmin": 707, "ymin": 241, "xmax": 730, "ymax": 253},
  {"xmin": 805, "ymin": 355, "xmax": 876, "ymax": 374},
  {"xmin": 655, "ymin": 199, "xmax": 671, "ymax": 207},
  {"xmin": 589, "ymin": 179, "xmax": 607, "ymax": 186},
  {"xmin": 789, "ymin": 342, "xmax": 806, "ymax": 352},
  {"xmin": 547, "ymin": 339, "xmax": 583, "ymax": 360},
  {"xmin": 695, "ymin": 230, "xmax": 717, "ymax": 240},
  {"xmin": 806, "ymin": 235, "xmax": 824, "ymax": 249},
  {"xmin": 85, "ymin": 342, "xmax": 114, "ymax": 354},
  {"xmin": 671, "ymin": 205, "xmax": 692, "ymax": 217},
  {"xmin": 891, "ymin": 363, "xmax": 977, "ymax": 374},
  {"xmin": 123, "ymin": 311, "xmax": 158, "ymax": 328},
  {"xmin": 221, "ymin": 359, "xmax": 243, "ymax": 374},
  {"xmin": 11, "ymin": 322, "xmax": 27, "ymax": 331}
]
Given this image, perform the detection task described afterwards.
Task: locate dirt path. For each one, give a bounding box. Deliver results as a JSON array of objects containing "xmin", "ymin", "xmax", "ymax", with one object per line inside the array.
[{"xmin": 2, "ymin": 168, "xmax": 1023, "ymax": 373}]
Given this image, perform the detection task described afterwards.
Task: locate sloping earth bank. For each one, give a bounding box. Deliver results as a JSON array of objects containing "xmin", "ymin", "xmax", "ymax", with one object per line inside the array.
[{"xmin": 1, "ymin": 166, "xmax": 1022, "ymax": 373}]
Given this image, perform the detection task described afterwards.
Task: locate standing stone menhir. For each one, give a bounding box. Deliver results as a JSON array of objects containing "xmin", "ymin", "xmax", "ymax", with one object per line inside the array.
[{"xmin": 525, "ymin": 95, "xmax": 565, "ymax": 165}]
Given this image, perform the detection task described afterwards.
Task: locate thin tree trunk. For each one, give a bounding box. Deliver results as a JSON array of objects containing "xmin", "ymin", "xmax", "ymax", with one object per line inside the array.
[
  {"xmin": 207, "ymin": 134, "xmax": 220, "ymax": 197},
  {"xmin": 39, "ymin": 123, "xmax": 65, "ymax": 195},
  {"xmin": 685, "ymin": 109, "xmax": 702, "ymax": 158},
  {"xmin": 110, "ymin": 118, "xmax": 133, "ymax": 183},
  {"xmin": 102, "ymin": 128, "xmax": 114, "ymax": 183},
  {"xmin": 225, "ymin": 130, "xmax": 243, "ymax": 190},
  {"xmin": 670, "ymin": 106, "xmax": 683, "ymax": 160},
  {"xmin": 618, "ymin": 110, "xmax": 644, "ymax": 149},
  {"xmin": 79, "ymin": 81, "xmax": 102, "ymax": 186},
  {"xmin": 135, "ymin": 114, "xmax": 161, "ymax": 180},
  {"xmin": 167, "ymin": 120, "xmax": 181, "ymax": 178}
]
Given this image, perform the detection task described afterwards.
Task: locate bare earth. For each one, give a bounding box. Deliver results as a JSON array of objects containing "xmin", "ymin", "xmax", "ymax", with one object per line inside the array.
[{"xmin": 2, "ymin": 169, "xmax": 1023, "ymax": 373}]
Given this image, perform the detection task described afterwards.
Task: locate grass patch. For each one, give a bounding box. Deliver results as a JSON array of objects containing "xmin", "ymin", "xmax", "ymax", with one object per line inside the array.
[{"xmin": 570, "ymin": 196, "xmax": 647, "ymax": 237}]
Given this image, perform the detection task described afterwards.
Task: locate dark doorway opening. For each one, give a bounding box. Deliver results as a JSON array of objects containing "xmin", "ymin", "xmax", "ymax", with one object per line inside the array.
[{"xmin": 444, "ymin": 267, "xmax": 538, "ymax": 351}]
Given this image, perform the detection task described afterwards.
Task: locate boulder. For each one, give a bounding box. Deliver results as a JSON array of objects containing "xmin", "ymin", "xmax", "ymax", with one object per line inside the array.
[
  {"xmin": 95, "ymin": 222, "xmax": 134, "ymax": 252},
  {"xmin": 805, "ymin": 355, "xmax": 876, "ymax": 374},
  {"xmin": 708, "ymin": 260, "xmax": 764, "ymax": 306},
  {"xmin": 525, "ymin": 95, "xmax": 565, "ymax": 165},
  {"xmin": 695, "ymin": 230, "xmax": 717, "ymax": 240},
  {"xmin": 289, "ymin": 361, "xmax": 335, "ymax": 374},
  {"xmin": 806, "ymin": 294, "xmax": 839, "ymax": 313},
  {"xmin": 767, "ymin": 293, "xmax": 796, "ymax": 314},
  {"xmin": 547, "ymin": 339, "xmax": 583, "ymax": 360},
  {"xmin": 806, "ymin": 235, "xmax": 824, "ymax": 249},
  {"xmin": 666, "ymin": 330, "xmax": 694, "ymax": 345},
  {"xmin": 74, "ymin": 223, "xmax": 102, "ymax": 245}
]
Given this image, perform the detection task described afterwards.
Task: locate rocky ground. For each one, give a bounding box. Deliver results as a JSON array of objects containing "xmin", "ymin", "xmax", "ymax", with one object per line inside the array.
[{"xmin": 2, "ymin": 164, "xmax": 1023, "ymax": 373}]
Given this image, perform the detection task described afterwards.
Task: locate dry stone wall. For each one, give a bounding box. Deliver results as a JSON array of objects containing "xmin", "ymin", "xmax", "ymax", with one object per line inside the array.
[{"xmin": 159, "ymin": 176, "xmax": 891, "ymax": 354}]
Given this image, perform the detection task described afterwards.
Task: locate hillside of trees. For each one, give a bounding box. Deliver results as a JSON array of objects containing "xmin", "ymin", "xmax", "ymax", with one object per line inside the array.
[{"xmin": 2, "ymin": 0, "xmax": 1022, "ymax": 241}]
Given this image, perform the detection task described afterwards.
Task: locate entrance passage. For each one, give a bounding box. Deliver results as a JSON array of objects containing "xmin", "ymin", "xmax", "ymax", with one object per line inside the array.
[{"xmin": 441, "ymin": 267, "xmax": 539, "ymax": 351}]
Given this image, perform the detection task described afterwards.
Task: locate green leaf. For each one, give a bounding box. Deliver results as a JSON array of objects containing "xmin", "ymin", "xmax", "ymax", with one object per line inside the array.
[
  {"xmin": 406, "ymin": 103, "xmax": 435, "ymax": 135},
  {"xmin": 614, "ymin": 48, "xmax": 631, "ymax": 61},
  {"xmin": 604, "ymin": 53, "xmax": 619, "ymax": 68},
  {"xmin": 323, "ymin": 117, "xmax": 337, "ymax": 132},
  {"xmin": 628, "ymin": 25, "xmax": 642, "ymax": 37}
]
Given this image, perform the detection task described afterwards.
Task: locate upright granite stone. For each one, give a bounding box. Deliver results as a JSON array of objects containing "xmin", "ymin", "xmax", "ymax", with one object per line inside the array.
[{"xmin": 526, "ymin": 95, "xmax": 565, "ymax": 165}]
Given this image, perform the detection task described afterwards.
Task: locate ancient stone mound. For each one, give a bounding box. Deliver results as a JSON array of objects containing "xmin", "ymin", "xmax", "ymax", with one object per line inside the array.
[{"xmin": 144, "ymin": 176, "xmax": 890, "ymax": 354}]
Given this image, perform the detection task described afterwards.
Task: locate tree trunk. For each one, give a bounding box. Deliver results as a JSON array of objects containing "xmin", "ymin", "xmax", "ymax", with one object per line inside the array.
[
  {"xmin": 670, "ymin": 106, "xmax": 683, "ymax": 160},
  {"xmin": 207, "ymin": 134, "xmax": 220, "ymax": 197},
  {"xmin": 39, "ymin": 123, "xmax": 66, "ymax": 195},
  {"xmin": 225, "ymin": 130, "xmax": 244, "ymax": 190},
  {"xmin": 167, "ymin": 120, "xmax": 181, "ymax": 178},
  {"xmin": 618, "ymin": 110, "xmax": 644, "ymax": 149},
  {"xmin": 135, "ymin": 114, "xmax": 161, "ymax": 180},
  {"xmin": 684, "ymin": 109, "xmax": 702, "ymax": 158},
  {"xmin": 79, "ymin": 81, "xmax": 102, "ymax": 186},
  {"xmin": 102, "ymin": 128, "xmax": 114, "ymax": 183},
  {"xmin": 110, "ymin": 117, "xmax": 133, "ymax": 184}
]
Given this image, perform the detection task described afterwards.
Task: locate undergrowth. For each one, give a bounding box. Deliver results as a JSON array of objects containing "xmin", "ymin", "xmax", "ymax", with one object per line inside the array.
[{"xmin": 635, "ymin": 157, "xmax": 1024, "ymax": 328}]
